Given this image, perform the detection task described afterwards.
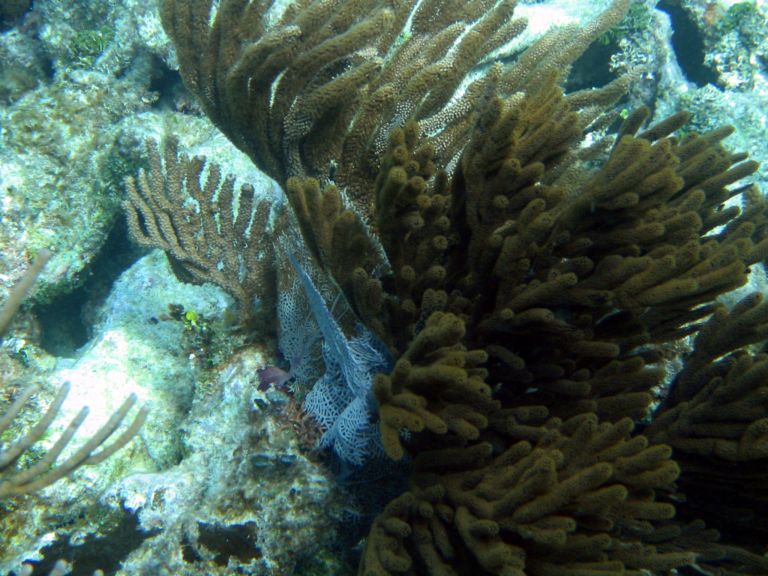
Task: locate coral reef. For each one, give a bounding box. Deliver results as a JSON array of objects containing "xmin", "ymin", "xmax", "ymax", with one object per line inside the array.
[
  {"xmin": 0, "ymin": 249, "xmax": 145, "ymax": 509},
  {"xmin": 357, "ymin": 94, "xmax": 768, "ymax": 573},
  {"xmin": 104, "ymin": 346, "xmax": 349, "ymax": 576},
  {"xmin": 1, "ymin": 249, "xmax": 348, "ymax": 576},
  {"xmin": 154, "ymin": 0, "xmax": 768, "ymax": 574},
  {"xmin": 6, "ymin": 0, "xmax": 767, "ymax": 573},
  {"xmin": 652, "ymin": 0, "xmax": 768, "ymax": 193}
]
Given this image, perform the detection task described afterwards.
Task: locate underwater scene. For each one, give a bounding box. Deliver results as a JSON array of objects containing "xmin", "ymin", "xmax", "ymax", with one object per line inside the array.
[{"xmin": 1, "ymin": 0, "xmax": 768, "ymax": 574}]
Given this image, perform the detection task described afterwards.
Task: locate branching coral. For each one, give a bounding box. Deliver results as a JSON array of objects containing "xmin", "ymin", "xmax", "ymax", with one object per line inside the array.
[
  {"xmin": 357, "ymin": 81, "xmax": 768, "ymax": 574},
  {"xmin": 363, "ymin": 415, "xmax": 693, "ymax": 576},
  {"xmin": 124, "ymin": 137, "xmax": 276, "ymax": 322},
  {"xmin": 159, "ymin": 0, "xmax": 631, "ymax": 217},
  {"xmin": 0, "ymin": 382, "xmax": 147, "ymax": 498},
  {"xmin": 151, "ymin": 0, "xmax": 768, "ymax": 574},
  {"xmin": 647, "ymin": 294, "xmax": 768, "ymax": 544},
  {"xmin": 0, "ymin": 251, "xmax": 147, "ymax": 499}
]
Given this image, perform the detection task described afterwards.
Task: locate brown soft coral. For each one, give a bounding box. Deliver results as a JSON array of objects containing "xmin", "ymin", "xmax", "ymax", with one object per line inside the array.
[
  {"xmin": 360, "ymin": 79, "xmax": 768, "ymax": 573},
  {"xmin": 362, "ymin": 415, "xmax": 693, "ymax": 576},
  {"xmin": 153, "ymin": 1, "xmax": 768, "ymax": 574}
]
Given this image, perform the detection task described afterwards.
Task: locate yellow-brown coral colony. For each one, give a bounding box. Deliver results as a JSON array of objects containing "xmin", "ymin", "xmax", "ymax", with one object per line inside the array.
[{"xmin": 137, "ymin": 0, "xmax": 768, "ymax": 573}]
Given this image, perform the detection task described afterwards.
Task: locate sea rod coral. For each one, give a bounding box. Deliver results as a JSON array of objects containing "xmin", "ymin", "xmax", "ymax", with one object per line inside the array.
[
  {"xmin": 124, "ymin": 0, "xmax": 768, "ymax": 573},
  {"xmin": 0, "ymin": 251, "xmax": 147, "ymax": 499}
]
